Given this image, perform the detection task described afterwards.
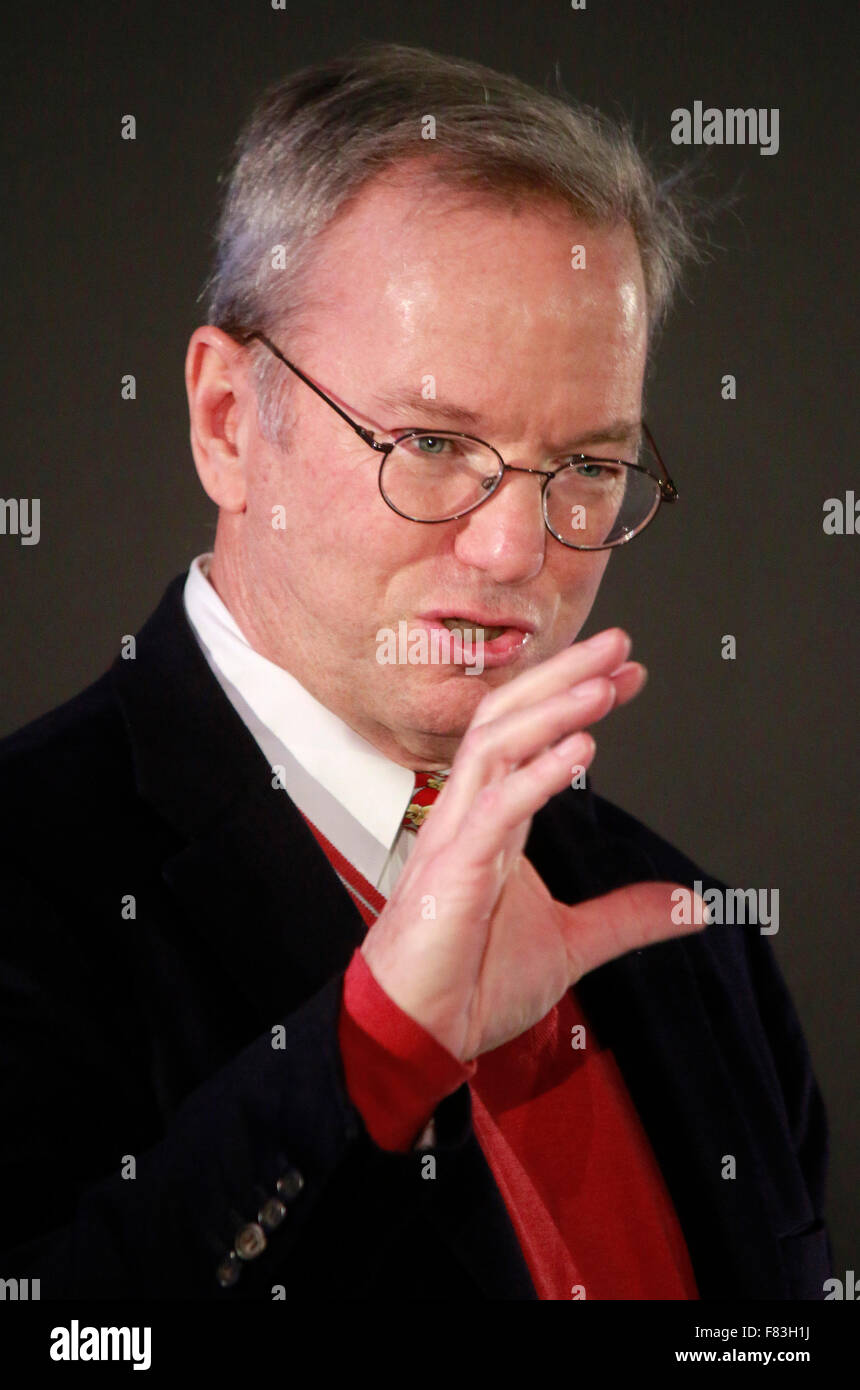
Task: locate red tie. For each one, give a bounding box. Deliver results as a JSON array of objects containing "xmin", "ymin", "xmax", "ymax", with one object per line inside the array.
[{"xmin": 402, "ymin": 769, "xmax": 451, "ymax": 833}]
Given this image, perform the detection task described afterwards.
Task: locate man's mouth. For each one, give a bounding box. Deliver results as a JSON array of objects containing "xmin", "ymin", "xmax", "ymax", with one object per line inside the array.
[
  {"xmin": 414, "ymin": 611, "xmax": 536, "ymax": 668},
  {"xmin": 440, "ymin": 616, "xmax": 506, "ymax": 642}
]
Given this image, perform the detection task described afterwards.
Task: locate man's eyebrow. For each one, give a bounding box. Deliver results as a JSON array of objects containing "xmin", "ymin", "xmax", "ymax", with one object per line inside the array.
[
  {"xmin": 370, "ymin": 389, "xmax": 642, "ymax": 449},
  {"xmin": 371, "ymin": 389, "xmax": 484, "ymax": 429}
]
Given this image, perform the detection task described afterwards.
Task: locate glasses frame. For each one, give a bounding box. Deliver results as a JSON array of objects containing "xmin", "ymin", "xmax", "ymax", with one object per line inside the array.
[{"xmin": 236, "ymin": 330, "xmax": 678, "ymax": 550}]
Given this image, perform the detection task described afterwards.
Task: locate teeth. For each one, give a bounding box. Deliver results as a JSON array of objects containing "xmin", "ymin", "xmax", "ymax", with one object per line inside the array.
[{"xmin": 441, "ymin": 617, "xmax": 506, "ymax": 641}]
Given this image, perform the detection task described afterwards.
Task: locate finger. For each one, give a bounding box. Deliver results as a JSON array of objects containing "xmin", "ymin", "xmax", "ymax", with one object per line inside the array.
[
  {"xmin": 560, "ymin": 881, "xmax": 708, "ymax": 984},
  {"xmin": 419, "ymin": 729, "xmax": 598, "ymax": 864},
  {"xmin": 432, "ymin": 662, "xmax": 646, "ymax": 839},
  {"xmin": 608, "ymin": 661, "xmax": 647, "ymax": 708},
  {"xmin": 429, "ymin": 664, "xmax": 647, "ymax": 858},
  {"xmin": 470, "ymin": 628, "xmax": 631, "ymax": 730},
  {"xmin": 432, "ymin": 678, "xmax": 617, "ymax": 831},
  {"xmin": 443, "ymin": 660, "xmax": 647, "ymax": 823}
]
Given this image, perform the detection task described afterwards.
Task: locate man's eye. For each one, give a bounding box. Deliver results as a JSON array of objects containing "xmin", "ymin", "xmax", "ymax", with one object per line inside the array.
[
  {"xmin": 415, "ymin": 436, "xmax": 449, "ymax": 456},
  {"xmin": 570, "ymin": 460, "xmax": 619, "ymax": 479}
]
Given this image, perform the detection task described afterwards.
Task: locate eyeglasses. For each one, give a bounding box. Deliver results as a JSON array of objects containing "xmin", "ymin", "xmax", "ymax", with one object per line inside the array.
[{"xmin": 236, "ymin": 330, "xmax": 678, "ymax": 550}]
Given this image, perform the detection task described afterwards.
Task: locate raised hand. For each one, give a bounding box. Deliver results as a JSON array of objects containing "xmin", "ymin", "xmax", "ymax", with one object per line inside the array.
[{"xmin": 361, "ymin": 628, "xmax": 706, "ymax": 1062}]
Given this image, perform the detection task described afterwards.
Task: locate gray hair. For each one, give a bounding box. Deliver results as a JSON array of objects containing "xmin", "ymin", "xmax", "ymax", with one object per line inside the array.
[{"xmin": 203, "ymin": 41, "xmax": 706, "ymax": 444}]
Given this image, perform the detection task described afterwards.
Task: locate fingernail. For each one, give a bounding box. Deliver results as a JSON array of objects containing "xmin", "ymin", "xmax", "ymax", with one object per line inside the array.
[
  {"xmin": 609, "ymin": 659, "xmax": 645, "ymax": 679},
  {"xmin": 554, "ymin": 729, "xmax": 594, "ymax": 760}
]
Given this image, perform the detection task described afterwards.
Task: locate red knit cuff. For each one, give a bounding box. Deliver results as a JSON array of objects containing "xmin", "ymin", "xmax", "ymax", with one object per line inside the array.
[{"xmin": 338, "ymin": 948, "xmax": 475, "ymax": 1152}]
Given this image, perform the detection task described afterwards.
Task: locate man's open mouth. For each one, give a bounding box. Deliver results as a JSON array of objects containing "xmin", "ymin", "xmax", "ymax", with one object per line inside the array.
[
  {"xmin": 440, "ymin": 616, "xmax": 506, "ymax": 642},
  {"xmin": 413, "ymin": 611, "xmax": 535, "ymax": 667}
]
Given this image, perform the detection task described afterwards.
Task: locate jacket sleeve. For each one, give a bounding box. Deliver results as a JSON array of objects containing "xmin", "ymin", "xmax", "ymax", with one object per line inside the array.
[{"xmin": 0, "ymin": 863, "xmax": 473, "ymax": 1300}]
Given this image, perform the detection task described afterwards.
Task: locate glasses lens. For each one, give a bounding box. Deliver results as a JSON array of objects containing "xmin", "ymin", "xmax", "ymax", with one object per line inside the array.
[
  {"xmin": 381, "ymin": 434, "xmax": 502, "ymax": 520},
  {"xmin": 545, "ymin": 452, "xmax": 662, "ymax": 548}
]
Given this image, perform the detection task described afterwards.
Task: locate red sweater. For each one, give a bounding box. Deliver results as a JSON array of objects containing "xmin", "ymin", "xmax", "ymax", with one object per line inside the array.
[{"xmin": 304, "ymin": 814, "xmax": 699, "ymax": 1301}]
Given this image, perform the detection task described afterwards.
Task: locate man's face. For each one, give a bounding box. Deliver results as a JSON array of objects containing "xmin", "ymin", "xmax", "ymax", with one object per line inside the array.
[{"xmin": 212, "ymin": 166, "xmax": 648, "ymax": 767}]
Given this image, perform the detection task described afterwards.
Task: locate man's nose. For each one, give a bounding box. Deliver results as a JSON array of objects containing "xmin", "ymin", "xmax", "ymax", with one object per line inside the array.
[{"xmin": 452, "ymin": 466, "xmax": 548, "ymax": 583}]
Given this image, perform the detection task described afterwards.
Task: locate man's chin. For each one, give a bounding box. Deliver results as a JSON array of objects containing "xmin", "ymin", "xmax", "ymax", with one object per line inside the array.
[
  {"xmin": 364, "ymin": 657, "xmax": 543, "ymax": 759},
  {"xmin": 390, "ymin": 669, "xmax": 502, "ymax": 739}
]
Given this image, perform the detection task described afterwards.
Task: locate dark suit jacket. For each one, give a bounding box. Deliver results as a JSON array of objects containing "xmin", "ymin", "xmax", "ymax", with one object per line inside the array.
[{"xmin": 0, "ymin": 575, "xmax": 832, "ymax": 1300}]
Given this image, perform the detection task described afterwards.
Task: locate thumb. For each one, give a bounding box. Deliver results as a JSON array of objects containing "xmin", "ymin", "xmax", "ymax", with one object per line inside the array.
[{"xmin": 561, "ymin": 881, "xmax": 708, "ymax": 983}]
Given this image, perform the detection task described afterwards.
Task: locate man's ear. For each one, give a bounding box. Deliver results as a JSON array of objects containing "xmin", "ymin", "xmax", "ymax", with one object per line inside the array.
[{"xmin": 185, "ymin": 325, "xmax": 251, "ymax": 511}]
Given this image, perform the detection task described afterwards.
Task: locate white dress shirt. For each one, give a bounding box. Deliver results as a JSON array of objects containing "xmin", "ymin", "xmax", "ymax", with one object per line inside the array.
[{"xmin": 183, "ymin": 552, "xmax": 433, "ymax": 898}]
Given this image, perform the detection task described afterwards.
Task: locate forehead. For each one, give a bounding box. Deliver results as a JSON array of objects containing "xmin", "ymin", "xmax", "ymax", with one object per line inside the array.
[{"xmin": 292, "ymin": 163, "xmax": 647, "ymax": 409}]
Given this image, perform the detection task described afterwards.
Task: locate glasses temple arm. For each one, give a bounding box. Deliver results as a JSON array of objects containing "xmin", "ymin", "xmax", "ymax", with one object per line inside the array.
[
  {"xmin": 235, "ymin": 331, "xmax": 391, "ymax": 453},
  {"xmin": 643, "ymin": 421, "xmax": 678, "ymax": 502}
]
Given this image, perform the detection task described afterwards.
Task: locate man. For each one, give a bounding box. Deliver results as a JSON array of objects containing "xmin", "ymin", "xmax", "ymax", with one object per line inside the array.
[{"xmin": 0, "ymin": 42, "xmax": 831, "ymax": 1300}]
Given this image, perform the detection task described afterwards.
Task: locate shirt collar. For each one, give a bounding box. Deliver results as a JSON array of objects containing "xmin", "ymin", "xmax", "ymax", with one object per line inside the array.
[{"xmin": 182, "ymin": 554, "xmax": 415, "ymax": 880}]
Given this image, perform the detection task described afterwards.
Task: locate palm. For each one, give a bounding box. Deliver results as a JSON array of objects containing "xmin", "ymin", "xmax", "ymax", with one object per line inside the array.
[
  {"xmin": 461, "ymin": 851, "xmax": 574, "ymax": 1059},
  {"xmin": 460, "ymin": 851, "xmax": 680, "ymax": 1062}
]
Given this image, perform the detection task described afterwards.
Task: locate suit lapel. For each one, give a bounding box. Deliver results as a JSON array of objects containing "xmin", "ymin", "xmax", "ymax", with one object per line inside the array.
[{"xmin": 112, "ymin": 576, "xmax": 367, "ymax": 1027}]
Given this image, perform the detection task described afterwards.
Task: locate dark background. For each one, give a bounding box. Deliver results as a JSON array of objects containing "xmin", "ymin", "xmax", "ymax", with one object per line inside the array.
[{"xmin": 2, "ymin": 0, "xmax": 857, "ymax": 1278}]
